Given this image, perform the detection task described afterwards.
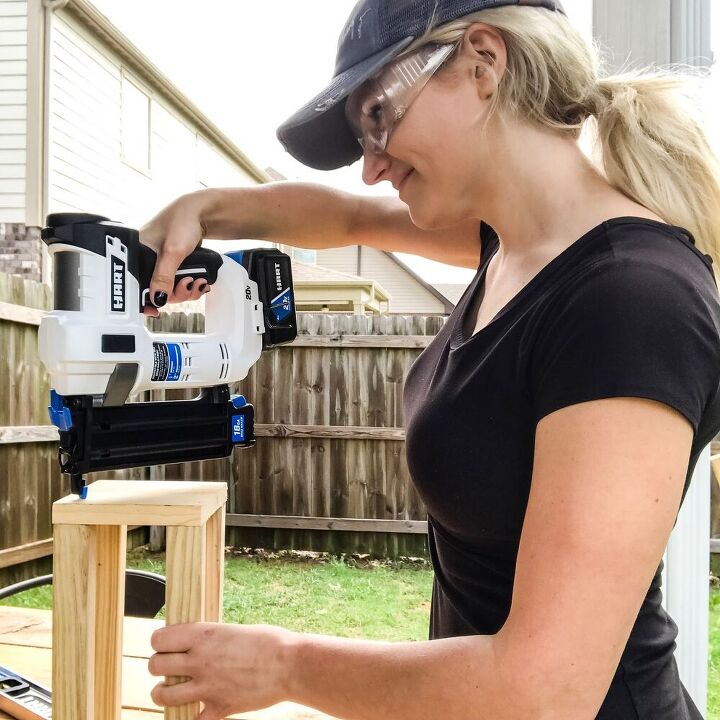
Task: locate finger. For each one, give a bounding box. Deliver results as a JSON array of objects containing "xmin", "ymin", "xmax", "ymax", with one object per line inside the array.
[
  {"xmin": 188, "ymin": 281, "xmax": 207, "ymax": 302},
  {"xmin": 150, "ymin": 679, "xmax": 202, "ymax": 708},
  {"xmin": 148, "ymin": 651, "xmax": 193, "ymax": 678},
  {"xmin": 143, "ymin": 305, "xmax": 160, "ymax": 318},
  {"xmin": 171, "ymin": 276, "xmax": 195, "ymax": 303},
  {"xmin": 150, "ymin": 244, "xmax": 186, "ymax": 308},
  {"xmin": 151, "ymin": 625, "xmax": 196, "ymax": 653}
]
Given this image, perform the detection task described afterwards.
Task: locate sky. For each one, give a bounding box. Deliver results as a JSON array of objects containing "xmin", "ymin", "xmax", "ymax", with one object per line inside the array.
[{"xmin": 87, "ymin": 0, "xmax": 718, "ymax": 283}]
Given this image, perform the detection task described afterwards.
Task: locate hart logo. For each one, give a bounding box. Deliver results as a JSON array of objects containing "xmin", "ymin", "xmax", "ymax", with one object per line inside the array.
[
  {"xmin": 110, "ymin": 257, "xmax": 126, "ymax": 312},
  {"xmin": 274, "ymin": 262, "xmax": 282, "ymax": 292}
]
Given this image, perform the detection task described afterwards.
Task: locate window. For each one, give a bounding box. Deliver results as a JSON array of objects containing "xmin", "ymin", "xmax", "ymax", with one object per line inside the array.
[
  {"xmin": 121, "ymin": 72, "xmax": 151, "ymax": 173},
  {"xmin": 292, "ymin": 248, "xmax": 317, "ymax": 264}
]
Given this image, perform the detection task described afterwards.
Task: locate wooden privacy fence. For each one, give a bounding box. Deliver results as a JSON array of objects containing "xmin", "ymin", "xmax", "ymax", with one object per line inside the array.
[{"xmin": 0, "ymin": 272, "xmax": 446, "ymax": 584}]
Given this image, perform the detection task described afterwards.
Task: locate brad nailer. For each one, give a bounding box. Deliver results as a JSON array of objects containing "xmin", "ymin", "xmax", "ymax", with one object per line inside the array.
[{"xmin": 38, "ymin": 212, "xmax": 297, "ymax": 498}]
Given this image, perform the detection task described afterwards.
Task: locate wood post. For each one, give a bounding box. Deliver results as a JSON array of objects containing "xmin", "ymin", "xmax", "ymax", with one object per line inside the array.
[{"xmin": 52, "ymin": 480, "xmax": 227, "ymax": 720}]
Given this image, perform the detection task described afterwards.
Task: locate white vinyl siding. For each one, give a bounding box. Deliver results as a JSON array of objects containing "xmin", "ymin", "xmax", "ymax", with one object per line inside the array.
[
  {"xmin": 120, "ymin": 71, "xmax": 150, "ymax": 174},
  {"xmin": 48, "ymin": 14, "xmax": 121, "ymax": 218},
  {"xmin": 316, "ymin": 245, "xmax": 446, "ymax": 314},
  {"xmin": 47, "ymin": 10, "xmax": 257, "ymax": 230},
  {"xmin": 0, "ymin": 0, "xmax": 27, "ymax": 222}
]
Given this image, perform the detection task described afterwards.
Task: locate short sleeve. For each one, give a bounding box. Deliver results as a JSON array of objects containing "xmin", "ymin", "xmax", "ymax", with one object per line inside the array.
[{"xmin": 528, "ymin": 260, "xmax": 720, "ymax": 433}]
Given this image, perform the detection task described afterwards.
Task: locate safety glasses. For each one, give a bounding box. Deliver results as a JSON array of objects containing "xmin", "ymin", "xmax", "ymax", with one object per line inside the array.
[{"xmin": 345, "ymin": 43, "xmax": 457, "ymax": 155}]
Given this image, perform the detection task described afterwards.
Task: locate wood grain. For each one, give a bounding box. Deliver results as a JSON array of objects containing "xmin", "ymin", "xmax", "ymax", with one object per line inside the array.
[
  {"xmin": 52, "ymin": 481, "xmax": 227, "ymax": 527},
  {"xmin": 165, "ymin": 525, "xmax": 206, "ymax": 720},
  {"xmin": 94, "ymin": 524, "xmax": 127, "ymax": 720},
  {"xmin": 204, "ymin": 507, "xmax": 225, "ymax": 623},
  {"xmin": 52, "ymin": 524, "xmax": 95, "ymax": 719}
]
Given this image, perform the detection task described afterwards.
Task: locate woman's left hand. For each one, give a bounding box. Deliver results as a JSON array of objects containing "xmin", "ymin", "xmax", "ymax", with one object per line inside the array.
[{"xmin": 148, "ymin": 621, "xmax": 298, "ymax": 720}]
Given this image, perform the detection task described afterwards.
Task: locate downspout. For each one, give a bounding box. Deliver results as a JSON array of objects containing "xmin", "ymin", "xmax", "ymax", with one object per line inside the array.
[
  {"xmin": 24, "ymin": 0, "xmax": 51, "ymax": 283},
  {"xmin": 35, "ymin": 0, "xmax": 68, "ymax": 283}
]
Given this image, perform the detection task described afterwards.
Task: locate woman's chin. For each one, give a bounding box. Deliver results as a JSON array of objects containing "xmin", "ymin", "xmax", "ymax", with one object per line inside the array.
[{"xmin": 407, "ymin": 204, "xmax": 451, "ymax": 231}]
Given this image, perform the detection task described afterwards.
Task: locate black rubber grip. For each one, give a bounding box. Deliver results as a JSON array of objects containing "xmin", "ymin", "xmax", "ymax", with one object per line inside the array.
[{"xmin": 139, "ymin": 244, "xmax": 224, "ymax": 303}]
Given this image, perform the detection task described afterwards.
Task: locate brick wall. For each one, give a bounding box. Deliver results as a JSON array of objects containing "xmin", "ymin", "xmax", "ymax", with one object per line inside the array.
[{"xmin": 0, "ymin": 223, "xmax": 43, "ymax": 282}]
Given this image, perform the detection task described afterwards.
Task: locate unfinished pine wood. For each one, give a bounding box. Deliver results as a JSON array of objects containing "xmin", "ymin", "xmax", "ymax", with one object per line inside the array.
[
  {"xmin": 52, "ymin": 523, "xmax": 131, "ymax": 719},
  {"xmin": 53, "ymin": 524, "xmax": 96, "ymax": 719},
  {"xmin": 94, "ymin": 525, "xmax": 127, "ymax": 720},
  {"xmin": 51, "ymin": 482, "xmax": 227, "ymax": 720},
  {"xmin": 204, "ymin": 506, "xmax": 225, "ymax": 623},
  {"xmin": 53, "ymin": 480, "xmax": 227, "ymax": 527},
  {"xmin": 165, "ymin": 525, "xmax": 206, "ymax": 720}
]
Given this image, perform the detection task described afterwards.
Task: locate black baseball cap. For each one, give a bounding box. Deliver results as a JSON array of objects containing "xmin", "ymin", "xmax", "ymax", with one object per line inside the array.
[{"xmin": 276, "ymin": 0, "xmax": 566, "ymax": 171}]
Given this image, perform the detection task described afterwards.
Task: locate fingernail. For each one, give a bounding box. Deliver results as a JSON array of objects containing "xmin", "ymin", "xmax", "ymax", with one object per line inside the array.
[
  {"xmin": 153, "ymin": 291, "xmax": 168, "ymax": 307},
  {"xmin": 198, "ymin": 283, "xmax": 207, "ymax": 292},
  {"xmin": 187, "ymin": 281, "xmax": 194, "ymax": 291}
]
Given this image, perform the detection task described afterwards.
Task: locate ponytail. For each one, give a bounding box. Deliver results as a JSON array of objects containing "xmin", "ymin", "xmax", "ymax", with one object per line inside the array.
[{"xmin": 413, "ymin": 6, "xmax": 720, "ymax": 274}]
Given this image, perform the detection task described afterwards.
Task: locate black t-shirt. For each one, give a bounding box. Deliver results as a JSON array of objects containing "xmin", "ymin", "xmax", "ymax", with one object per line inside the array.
[{"xmin": 403, "ymin": 217, "xmax": 720, "ymax": 719}]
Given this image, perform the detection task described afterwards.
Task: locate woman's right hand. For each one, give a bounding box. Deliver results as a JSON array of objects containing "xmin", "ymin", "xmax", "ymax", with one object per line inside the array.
[{"xmin": 139, "ymin": 191, "xmax": 213, "ymax": 317}]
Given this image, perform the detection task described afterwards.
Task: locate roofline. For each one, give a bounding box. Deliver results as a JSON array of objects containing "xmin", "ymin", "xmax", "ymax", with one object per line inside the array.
[
  {"xmin": 295, "ymin": 279, "xmax": 390, "ymax": 301},
  {"xmin": 53, "ymin": 0, "xmax": 270, "ymax": 184},
  {"xmin": 382, "ymin": 251, "xmax": 456, "ymax": 313}
]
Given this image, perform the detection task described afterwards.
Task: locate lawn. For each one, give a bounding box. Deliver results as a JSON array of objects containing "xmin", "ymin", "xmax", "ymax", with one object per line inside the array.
[
  {"xmin": 0, "ymin": 547, "xmax": 434, "ymax": 641},
  {"xmin": 710, "ymin": 587, "xmax": 720, "ymax": 718},
  {"xmin": 3, "ymin": 550, "xmax": 719, "ymax": 715}
]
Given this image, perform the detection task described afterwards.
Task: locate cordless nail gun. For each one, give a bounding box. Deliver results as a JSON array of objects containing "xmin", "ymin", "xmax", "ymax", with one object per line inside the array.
[{"xmin": 38, "ymin": 213, "xmax": 297, "ymax": 498}]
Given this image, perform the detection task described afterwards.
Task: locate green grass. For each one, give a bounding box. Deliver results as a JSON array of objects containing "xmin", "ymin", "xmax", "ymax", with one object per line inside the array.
[
  {"xmin": 0, "ymin": 548, "xmax": 434, "ymax": 641},
  {"xmin": 710, "ymin": 588, "xmax": 720, "ymax": 718}
]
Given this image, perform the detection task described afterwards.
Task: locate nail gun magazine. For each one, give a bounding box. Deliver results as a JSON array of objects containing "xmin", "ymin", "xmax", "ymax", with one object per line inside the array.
[{"xmin": 37, "ymin": 213, "xmax": 297, "ymax": 497}]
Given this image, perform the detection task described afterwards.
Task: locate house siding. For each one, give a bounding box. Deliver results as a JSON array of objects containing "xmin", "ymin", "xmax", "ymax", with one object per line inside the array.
[
  {"xmin": 0, "ymin": 0, "xmax": 27, "ymax": 224},
  {"xmin": 316, "ymin": 245, "xmax": 446, "ymax": 314},
  {"xmin": 47, "ymin": 11, "xmax": 257, "ymax": 231}
]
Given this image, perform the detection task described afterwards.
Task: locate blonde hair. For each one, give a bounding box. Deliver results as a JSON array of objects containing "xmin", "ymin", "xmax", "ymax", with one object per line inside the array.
[{"xmin": 406, "ymin": 6, "xmax": 720, "ymax": 273}]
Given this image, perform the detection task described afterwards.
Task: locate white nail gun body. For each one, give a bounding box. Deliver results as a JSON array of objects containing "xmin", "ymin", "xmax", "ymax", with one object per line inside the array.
[{"xmin": 39, "ymin": 219, "xmax": 268, "ymax": 399}]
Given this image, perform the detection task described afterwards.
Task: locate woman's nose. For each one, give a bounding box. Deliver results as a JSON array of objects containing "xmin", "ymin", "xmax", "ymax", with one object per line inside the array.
[{"xmin": 362, "ymin": 147, "xmax": 392, "ymax": 186}]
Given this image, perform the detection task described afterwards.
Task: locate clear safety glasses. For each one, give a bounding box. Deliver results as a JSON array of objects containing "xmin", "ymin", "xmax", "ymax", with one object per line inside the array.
[{"xmin": 345, "ymin": 43, "xmax": 457, "ymax": 156}]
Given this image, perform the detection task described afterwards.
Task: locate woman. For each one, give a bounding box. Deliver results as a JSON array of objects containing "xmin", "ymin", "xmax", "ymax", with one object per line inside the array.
[{"xmin": 141, "ymin": 1, "xmax": 720, "ymax": 718}]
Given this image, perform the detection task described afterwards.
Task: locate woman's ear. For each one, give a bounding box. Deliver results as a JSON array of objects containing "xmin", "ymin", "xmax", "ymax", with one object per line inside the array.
[{"xmin": 461, "ymin": 22, "xmax": 506, "ymax": 89}]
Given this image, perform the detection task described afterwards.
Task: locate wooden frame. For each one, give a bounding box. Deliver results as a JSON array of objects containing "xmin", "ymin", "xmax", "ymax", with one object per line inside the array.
[{"xmin": 52, "ymin": 480, "xmax": 227, "ymax": 720}]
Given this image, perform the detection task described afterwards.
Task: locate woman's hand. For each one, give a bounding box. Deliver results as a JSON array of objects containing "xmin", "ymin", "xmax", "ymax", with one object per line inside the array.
[
  {"xmin": 139, "ymin": 191, "xmax": 213, "ymax": 317},
  {"xmin": 148, "ymin": 621, "xmax": 298, "ymax": 719}
]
